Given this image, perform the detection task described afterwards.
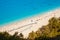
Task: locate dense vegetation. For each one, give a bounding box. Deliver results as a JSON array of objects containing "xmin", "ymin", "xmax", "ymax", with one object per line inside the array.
[{"xmin": 0, "ymin": 17, "xmax": 60, "ymax": 40}]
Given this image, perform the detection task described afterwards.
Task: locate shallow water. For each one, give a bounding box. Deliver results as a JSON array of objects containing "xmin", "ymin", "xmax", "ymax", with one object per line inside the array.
[{"xmin": 0, "ymin": 0, "xmax": 60, "ymax": 25}]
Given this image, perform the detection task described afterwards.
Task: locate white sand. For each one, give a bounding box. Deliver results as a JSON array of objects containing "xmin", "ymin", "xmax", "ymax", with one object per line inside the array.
[{"xmin": 0, "ymin": 8, "xmax": 60, "ymax": 38}]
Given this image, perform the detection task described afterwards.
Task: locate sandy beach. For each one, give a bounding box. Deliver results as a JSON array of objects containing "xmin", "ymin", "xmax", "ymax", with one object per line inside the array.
[{"xmin": 0, "ymin": 8, "xmax": 60, "ymax": 38}]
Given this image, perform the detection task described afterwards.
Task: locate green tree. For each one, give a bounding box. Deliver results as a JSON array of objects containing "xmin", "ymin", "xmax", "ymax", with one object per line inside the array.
[{"xmin": 28, "ymin": 31, "xmax": 36, "ymax": 40}]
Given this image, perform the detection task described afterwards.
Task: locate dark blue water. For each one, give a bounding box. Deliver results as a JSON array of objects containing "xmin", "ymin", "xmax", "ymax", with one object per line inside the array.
[{"xmin": 0, "ymin": 0, "xmax": 60, "ymax": 25}]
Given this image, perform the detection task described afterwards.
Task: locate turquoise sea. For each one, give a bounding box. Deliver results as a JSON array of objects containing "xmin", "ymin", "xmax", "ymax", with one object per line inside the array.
[{"xmin": 0, "ymin": 0, "xmax": 60, "ymax": 25}]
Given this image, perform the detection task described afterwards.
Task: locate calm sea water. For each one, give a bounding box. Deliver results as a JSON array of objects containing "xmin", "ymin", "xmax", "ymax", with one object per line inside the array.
[{"xmin": 0, "ymin": 0, "xmax": 60, "ymax": 25}]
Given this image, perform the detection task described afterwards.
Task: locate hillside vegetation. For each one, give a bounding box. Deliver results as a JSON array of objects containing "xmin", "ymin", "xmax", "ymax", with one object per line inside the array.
[{"xmin": 0, "ymin": 17, "xmax": 60, "ymax": 40}]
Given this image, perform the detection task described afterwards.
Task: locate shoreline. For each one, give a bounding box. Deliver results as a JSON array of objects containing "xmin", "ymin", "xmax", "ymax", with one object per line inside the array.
[
  {"xmin": 0, "ymin": 8, "xmax": 60, "ymax": 38},
  {"xmin": 0, "ymin": 7, "xmax": 60, "ymax": 26}
]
